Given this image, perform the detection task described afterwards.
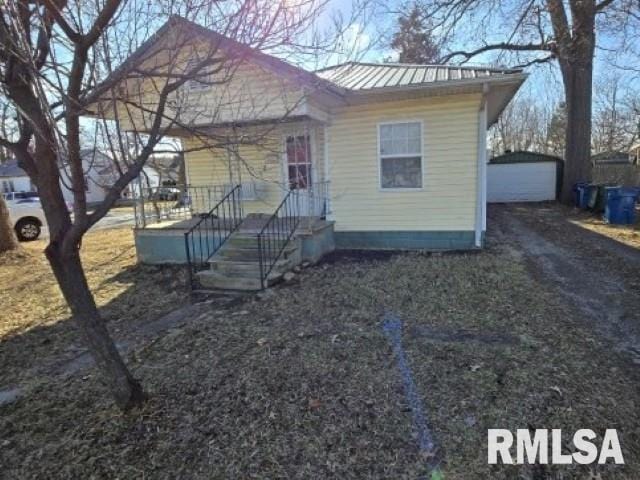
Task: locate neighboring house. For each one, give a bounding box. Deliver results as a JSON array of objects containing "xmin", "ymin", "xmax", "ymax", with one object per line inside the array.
[
  {"xmin": 1, "ymin": 149, "xmax": 117, "ymax": 204},
  {"xmin": 0, "ymin": 160, "xmax": 35, "ymax": 194},
  {"xmin": 121, "ymin": 153, "xmax": 184, "ymax": 198},
  {"xmin": 487, "ymin": 151, "xmax": 563, "ymax": 203},
  {"xmin": 87, "ymin": 16, "xmax": 525, "ymax": 288},
  {"xmin": 592, "ymin": 145, "xmax": 640, "ymax": 187},
  {"xmin": 592, "ymin": 151, "xmax": 630, "ymax": 165},
  {"xmin": 121, "ymin": 165, "xmax": 162, "ymax": 198}
]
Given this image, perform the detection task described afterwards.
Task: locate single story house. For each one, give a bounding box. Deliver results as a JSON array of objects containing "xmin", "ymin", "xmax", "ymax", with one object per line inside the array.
[
  {"xmin": 1, "ymin": 149, "xmax": 171, "ymax": 205},
  {"xmin": 592, "ymin": 145, "xmax": 640, "ymax": 187},
  {"xmin": 0, "ymin": 159, "xmax": 36, "ymax": 194},
  {"xmin": 2, "ymin": 149, "xmax": 117, "ymax": 204},
  {"xmin": 87, "ymin": 16, "xmax": 525, "ymax": 289}
]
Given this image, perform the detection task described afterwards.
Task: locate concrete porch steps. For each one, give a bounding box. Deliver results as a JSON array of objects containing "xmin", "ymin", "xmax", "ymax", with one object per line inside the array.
[{"xmin": 196, "ymin": 231, "xmax": 301, "ymax": 291}]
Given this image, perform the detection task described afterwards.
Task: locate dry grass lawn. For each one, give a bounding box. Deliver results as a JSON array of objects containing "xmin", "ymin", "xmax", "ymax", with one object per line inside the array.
[
  {"xmin": 1, "ymin": 236, "xmax": 639, "ymax": 478},
  {"xmin": 0, "ymin": 228, "xmax": 187, "ymax": 386}
]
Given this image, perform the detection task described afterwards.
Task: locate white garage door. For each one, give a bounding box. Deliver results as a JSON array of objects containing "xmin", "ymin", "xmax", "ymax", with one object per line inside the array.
[{"xmin": 487, "ymin": 162, "xmax": 557, "ymax": 203}]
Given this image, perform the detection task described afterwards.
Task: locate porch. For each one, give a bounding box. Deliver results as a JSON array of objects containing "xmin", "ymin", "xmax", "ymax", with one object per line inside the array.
[{"xmin": 132, "ymin": 182, "xmax": 335, "ymax": 290}]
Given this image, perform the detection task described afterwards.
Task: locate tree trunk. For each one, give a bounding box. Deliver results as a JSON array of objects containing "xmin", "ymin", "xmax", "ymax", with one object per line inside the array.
[
  {"xmin": 45, "ymin": 243, "xmax": 146, "ymax": 410},
  {"xmin": 559, "ymin": 59, "xmax": 594, "ymax": 203},
  {"xmin": 0, "ymin": 194, "xmax": 19, "ymax": 253}
]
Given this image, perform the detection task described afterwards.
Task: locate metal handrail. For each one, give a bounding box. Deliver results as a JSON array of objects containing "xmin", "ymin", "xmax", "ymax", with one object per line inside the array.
[
  {"xmin": 133, "ymin": 184, "xmax": 233, "ymax": 228},
  {"xmin": 184, "ymin": 184, "xmax": 243, "ymax": 290},
  {"xmin": 256, "ymin": 189, "xmax": 300, "ymax": 289}
]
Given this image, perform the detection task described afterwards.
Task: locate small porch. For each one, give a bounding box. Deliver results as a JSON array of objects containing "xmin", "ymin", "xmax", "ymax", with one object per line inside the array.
[
  {"xmin": 132, "ymin": 182, "xmax": 335, "ymax": 290},
  {"xmin": 132, "ymin": 117, "xmax": 336, "ymax": 289}
]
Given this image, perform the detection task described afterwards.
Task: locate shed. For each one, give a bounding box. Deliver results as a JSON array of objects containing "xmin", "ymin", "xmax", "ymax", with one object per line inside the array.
[{"xmin": 487, "ymin": 151, "xmax": 562, "ymax": 203}]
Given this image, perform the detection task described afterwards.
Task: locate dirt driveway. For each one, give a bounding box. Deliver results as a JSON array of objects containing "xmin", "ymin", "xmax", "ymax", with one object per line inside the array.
[{"xmin": 489, "ymin": 203, "xmax": 640, "ymax": 365}]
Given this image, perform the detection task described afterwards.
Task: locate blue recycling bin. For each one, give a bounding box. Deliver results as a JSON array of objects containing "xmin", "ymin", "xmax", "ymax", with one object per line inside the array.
[
  {"xmin": 604, "ymin": 190, "xmax": 637, "ymax": 225},
  {"xmin": 621, "ymin": 187, "xmax": 640, "ymax": 199}
]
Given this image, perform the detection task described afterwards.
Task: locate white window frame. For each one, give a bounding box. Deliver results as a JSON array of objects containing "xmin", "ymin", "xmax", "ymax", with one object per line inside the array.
[
  {"xmin": 377, "ymin": 120, "xmax": 424, "ymax": 191},
  {"xmin": 283, "ymin": 133, "xmax": 314, "ymax": 191}
]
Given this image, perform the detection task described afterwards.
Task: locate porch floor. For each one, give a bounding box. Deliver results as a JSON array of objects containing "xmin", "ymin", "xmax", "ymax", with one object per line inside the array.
[{"xmin": 140, "ymin": 214, "xmax": 328, "ymax": 234}]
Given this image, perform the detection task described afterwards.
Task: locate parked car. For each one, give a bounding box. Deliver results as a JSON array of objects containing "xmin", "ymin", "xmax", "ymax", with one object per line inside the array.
[
  {"xmin": 7, "ymin": 197, "xmax": 47, "ymax": 241},
  {"xmin": 154, "ymin": 186, "xmax": 181, "ymax": 201},
  {"xmin": 3, "ymin": 191, "xmax": 39, "ymax": 202}
]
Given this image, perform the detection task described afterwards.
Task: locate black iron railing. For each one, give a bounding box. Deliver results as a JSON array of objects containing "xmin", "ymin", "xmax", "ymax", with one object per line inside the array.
[
  {"xmin": 133, "ymin": 184, "xmax": 233, "ymax": 228},
  {"xmin": 184, "ymin": 184, "xmax": 243, "ymax": 290},
  {"xmin": 256, "ymin": 190, "xmax": 301, "ymax": 289}
]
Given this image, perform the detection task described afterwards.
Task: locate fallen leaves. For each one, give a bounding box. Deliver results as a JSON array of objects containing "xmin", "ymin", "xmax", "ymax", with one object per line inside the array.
[{"xmin": 2, "ymin": 230, "xmax": 640, "ymax": 479}]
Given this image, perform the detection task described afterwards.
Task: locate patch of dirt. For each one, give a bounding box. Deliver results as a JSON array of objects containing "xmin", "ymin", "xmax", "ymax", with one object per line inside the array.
[
  {"xmin": 2, "ymin": 242, "xmax": 639, "ymax": 479},
  {"xmin": 490, "ymin": 203, "xmax": 640, "ymax": 364}
]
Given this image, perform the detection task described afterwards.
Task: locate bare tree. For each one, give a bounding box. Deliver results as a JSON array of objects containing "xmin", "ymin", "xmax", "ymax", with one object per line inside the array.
[
  {"xmin": 0, "ymin": 0, "xmax": 360, "ymax": 409},
  {"xmin": 489, "ymin": 93, "xmax": 550, "ymax": 154},
  {"xmin": 413, "ymin": 0, "xmax": 640, "ymax": 202},
  {"xmin": 592, "ymin": 75, "xmax": 639, "ymax": 154},
  {"xmin": 546, "ymin": 101, "xmax": 567, "ymax": 156}
]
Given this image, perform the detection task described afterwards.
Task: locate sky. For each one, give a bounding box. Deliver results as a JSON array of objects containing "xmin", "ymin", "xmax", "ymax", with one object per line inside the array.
[{"xmin": 312, "ymin": 0, "xmax": 639, "ymax": 111}]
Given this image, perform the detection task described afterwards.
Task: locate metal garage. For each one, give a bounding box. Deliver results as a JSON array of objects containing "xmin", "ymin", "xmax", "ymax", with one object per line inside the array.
[{"xmin": 487, "ymin": 151, "xmax": 563, "ymax": 203}]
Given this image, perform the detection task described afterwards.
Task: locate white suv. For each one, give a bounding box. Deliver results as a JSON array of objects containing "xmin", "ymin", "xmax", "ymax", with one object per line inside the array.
[{"xmin": 5, "ymin": 194, "xmax": 47, "ymax": 241}]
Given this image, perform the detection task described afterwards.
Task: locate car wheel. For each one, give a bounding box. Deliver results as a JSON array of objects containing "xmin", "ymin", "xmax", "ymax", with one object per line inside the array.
[{"xmin": 15, "ymin": 218, "xmax": 41, "ymax": 241}]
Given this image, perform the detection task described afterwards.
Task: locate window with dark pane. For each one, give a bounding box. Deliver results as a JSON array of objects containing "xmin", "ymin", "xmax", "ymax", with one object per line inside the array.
[
  {"xmin": 286, "ymin": 135, "xmax": 312, "ymax": 190},
  {"xmin": 379, "ymin": 122, "xmax": 422, "ymax": 189}
]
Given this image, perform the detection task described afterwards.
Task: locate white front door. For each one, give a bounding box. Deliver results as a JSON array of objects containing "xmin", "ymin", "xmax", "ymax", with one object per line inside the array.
[{"xmin": 284, "ymin": 134, "xmax": 313, "ymax": 216}]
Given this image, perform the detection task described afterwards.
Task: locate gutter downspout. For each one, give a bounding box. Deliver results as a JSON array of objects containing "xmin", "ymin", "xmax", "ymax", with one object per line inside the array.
[{"xmin": 475, "ymin": 84, "xmax": 489, "ymax": 248}]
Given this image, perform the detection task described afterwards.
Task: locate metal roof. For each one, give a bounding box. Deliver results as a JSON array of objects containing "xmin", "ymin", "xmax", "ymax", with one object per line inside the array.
[{"xmin": 315, "ymin": 62, "xmax": 523, "ymax": 91}]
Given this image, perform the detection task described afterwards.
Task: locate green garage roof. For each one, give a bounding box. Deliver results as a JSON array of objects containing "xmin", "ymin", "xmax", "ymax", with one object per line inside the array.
[{"xmin": 490, "ymin": 151, "xmax": 563, "ymax": 164}]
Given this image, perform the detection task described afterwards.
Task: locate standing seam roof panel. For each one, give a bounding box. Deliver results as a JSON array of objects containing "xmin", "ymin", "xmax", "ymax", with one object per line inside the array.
[
  {"xmin": 398, "ymin": 67, "xmax": 417, "ymax": 85},
  {"xmin": 342, "ymin": 65, "xmax": 369, "ymax": 89},
  {"xmin": 313, "ymin": 62, "xmax": 522, "ymax": 90},
  {"xmin": 359, "ymin": 67, "xmax": 387, "ymax": 89},
  {"xmin": 385, "ymin": 67, "xmax": 406, "ymax": 87},
  {"xmin": 371, "ymin": 66, "xmax": 397, "ymax": 89},
  {"xmin": 345, "ymin": 65, "xmax": 369, "ymax": 89},
  {"xmin": 351, "ymin": 66, "xmax": 380, "ymax": 89}
]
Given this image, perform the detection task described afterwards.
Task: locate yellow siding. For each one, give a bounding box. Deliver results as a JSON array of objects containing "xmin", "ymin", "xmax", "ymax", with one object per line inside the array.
[
  {"xmin": 184, "ymin": 122, "xmax": 326, "ymax": 214},
  {"xmin": 328, "ymin": 94, "xmax": 481, "ymax": 231},
  {"xmin": 98, "ymin": 43, "xmax": 306, "ymax": 131},
  {"xmin": 178, "ymin": 61, "xmax": 306, "ymax": 125}
]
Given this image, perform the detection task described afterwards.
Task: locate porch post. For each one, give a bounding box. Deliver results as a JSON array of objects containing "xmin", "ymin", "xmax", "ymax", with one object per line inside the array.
[
  {"xmin": 305, "ymin": 121, "xmax": 312, "ymax": 222},
  {"xmin": 323, "ymin": 122, "xmax": 330, "ymax": 218}
]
